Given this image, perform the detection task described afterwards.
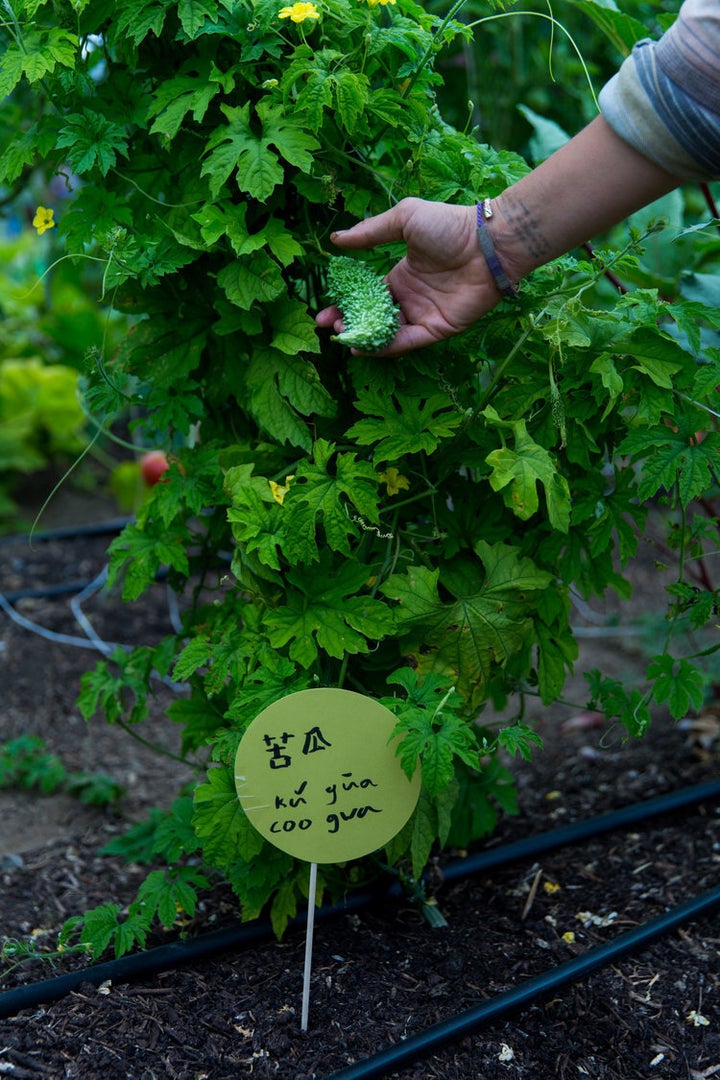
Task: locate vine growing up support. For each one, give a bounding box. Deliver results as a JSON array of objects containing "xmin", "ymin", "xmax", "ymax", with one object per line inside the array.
[{"xmin": 2, "ymin": 0, "xmax": 720, "ymax": 956}]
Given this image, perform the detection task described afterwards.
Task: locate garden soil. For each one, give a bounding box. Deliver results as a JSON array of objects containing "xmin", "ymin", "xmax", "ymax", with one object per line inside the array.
[{"xmin": 0, "ymin": 501, "xmax": 719, "ymax": 1080}]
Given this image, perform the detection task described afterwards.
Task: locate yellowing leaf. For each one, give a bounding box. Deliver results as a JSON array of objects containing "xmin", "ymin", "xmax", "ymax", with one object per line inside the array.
[{"xmin": 484, "ymin": 413, "xmax": 570, "ymax": 532}]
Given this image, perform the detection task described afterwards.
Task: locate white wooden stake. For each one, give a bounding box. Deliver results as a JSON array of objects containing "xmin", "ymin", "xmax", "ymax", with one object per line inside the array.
[{"xmin": 301, "ymin": 861, "xmax": 318, "ymax": 1032}]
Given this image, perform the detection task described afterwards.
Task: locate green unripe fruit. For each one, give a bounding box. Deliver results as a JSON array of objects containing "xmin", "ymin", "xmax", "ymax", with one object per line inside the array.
[{"xmin": 326, "ymin": 255, "xmax": 400, "ymax": 351}]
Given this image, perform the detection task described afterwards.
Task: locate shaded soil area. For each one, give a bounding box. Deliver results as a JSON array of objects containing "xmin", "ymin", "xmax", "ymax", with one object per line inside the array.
[{"xmin": 0, "ymin": 515, "xmax": 719, "ymax": 1079}]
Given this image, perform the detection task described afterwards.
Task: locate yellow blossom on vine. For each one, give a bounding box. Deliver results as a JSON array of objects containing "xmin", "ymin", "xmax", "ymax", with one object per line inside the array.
[
  {"xmin": 32, "ymin": 206, "xmax": 55, "ymax": 235},
  {"xmin": 278, "ymin": 2, "xmax": 320, "ymax": 23},
  {"xmin": 363, "ymin": 0, "xmax": 396, "ymax": 6},
  {"xmin": 379, "ymin": 467, "xmax": 409, "ymax": 496},
  {"xmin": 269, "ymin": 475, "xmax": 295, "ymax": 505}
]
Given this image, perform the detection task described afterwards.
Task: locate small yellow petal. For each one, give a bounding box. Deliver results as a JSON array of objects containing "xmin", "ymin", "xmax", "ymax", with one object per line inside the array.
[
  {"xmin": 543, "ymin": 881, "xmax": 561, "ymax": 895},
  {"xmin": 32, "ymin": 206, "xmax": 56, "ymax": 235},
  {"xmin": 561, "ymin": 931, "xmax": 575, "ymax": 944},
  {"xmin": 379, "ymin": 466, "xmax": 410, "ymax": 496},
  {"xmin": 278, "ymin": 2, "xmax": 320, "ymax": 22}
]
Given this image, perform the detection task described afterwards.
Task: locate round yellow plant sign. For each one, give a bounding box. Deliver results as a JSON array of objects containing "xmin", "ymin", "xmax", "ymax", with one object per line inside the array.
[{"xmin": 234, "ymin": 688, "xmax": 421, "ymax": 864}]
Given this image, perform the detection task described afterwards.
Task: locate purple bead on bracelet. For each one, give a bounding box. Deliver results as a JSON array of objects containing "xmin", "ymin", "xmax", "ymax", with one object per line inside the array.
[{"xmin": 476, "ymin": 200, "xmax": 519, "ymax": 299}]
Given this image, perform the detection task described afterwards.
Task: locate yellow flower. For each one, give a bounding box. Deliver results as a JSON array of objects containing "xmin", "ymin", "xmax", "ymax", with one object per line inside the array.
[
  {"xmin": 269, "ymin": 475, "xmax": 295, "ymax": 505},
  {"xmin": 561, "ymin": 931, "xmax": 575, "ymax": 944},
  {"xmin": 379, "ymin": 466, "xmax": 409, "ymax": 496},
  {"xmin": 363, "ymin": 0, "xmax": 396, "ymax": 6},
  {"xmin": 543, "ymin": 881, "xmax": 561, "ymax": 895},
  {"xmin": 32, "ymin": 206, "xmax": 56, "ymax": 235},
  {"xmin": 278, "ymin": 2, "xmax": 320, "ymax": 23}
]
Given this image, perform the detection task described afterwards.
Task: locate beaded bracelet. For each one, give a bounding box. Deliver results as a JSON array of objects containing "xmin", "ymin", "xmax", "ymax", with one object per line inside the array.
[{"xmin": 476, "ymin": 200, "xmax": 520, "ymax": 299}]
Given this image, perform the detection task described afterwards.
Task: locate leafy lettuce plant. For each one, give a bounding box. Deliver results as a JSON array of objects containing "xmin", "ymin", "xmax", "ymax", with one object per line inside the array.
[{"xmin": 2, "ymin": 0, "xmax": 720, "ymax": 955}]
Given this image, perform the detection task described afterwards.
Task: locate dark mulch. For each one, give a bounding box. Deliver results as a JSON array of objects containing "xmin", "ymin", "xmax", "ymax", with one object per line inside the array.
[{"xmin": 0, "ymin": 516, "xmax": 719, "ymax": 1079}]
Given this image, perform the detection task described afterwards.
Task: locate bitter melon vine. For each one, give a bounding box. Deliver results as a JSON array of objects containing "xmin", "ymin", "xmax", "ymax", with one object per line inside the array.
[{"xmin": 2, "ymin": 0, "xmax": 720, "ymax": 958}]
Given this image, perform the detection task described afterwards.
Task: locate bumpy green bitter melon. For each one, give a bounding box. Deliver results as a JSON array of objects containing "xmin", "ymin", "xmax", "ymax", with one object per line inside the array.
[{"xmin": 326, "ymin": 255, "xmax": 400, "ymax": 351}]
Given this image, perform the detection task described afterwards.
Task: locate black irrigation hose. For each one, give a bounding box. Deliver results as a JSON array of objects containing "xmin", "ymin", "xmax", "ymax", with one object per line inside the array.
[
  {"xmin": 2, "ymin": 580, "xmax": 99, "ymax": 602},
  {"xmin": 0, "ymin": 519, "xmax": 132, "ymax": 602},
  {"xmin": 0, "ymin": 518, "xmax": 132, "ymax": 547},
  {"xmin": 439, "ymin": 775, "xmax": 720, "ymax": 884},
  {"xmin": 0, "ymin": 919, "xmax": 276, "ymax": 1022},
  {"xmin": 327, "ymin": 883, "xmax": 720, "ymax": 1080},
  {"xmin": 1, "ymin": 778, "xmax": 718, "ymax": 1022}
]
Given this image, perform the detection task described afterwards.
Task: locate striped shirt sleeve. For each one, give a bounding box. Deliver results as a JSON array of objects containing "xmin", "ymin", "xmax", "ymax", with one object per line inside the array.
[{"xmin": 599, "ymin": 0, "xmax": 720, "ymax": 180}]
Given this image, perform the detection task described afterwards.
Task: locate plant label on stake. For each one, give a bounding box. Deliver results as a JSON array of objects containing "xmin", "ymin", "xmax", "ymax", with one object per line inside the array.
[{"xmin": 234, "ymin": 688, "xmax": 421, "ymax": 1030}]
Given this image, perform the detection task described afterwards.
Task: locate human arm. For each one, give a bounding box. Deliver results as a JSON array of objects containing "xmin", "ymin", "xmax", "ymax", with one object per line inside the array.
[
  {"xmin": 315, "ymin": 115, "xmax": 683, "ymax": 357},
  {"xmin": 317, "ymin": 0, "xmax": 720, "ymax": 356}
]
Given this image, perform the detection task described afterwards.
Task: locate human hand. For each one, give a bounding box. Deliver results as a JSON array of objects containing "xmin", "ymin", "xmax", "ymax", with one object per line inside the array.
[{"xmin": 315, "ymin": 197, "xmax": 505, "ymax": 356}]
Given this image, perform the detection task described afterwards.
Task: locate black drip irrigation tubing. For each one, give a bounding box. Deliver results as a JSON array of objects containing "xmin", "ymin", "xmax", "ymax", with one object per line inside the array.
[
  {"xmin": 1, "ymin": 777, "xmax": 719, "ymax": 1024},
  {"xmin": 2, "ymin": 580, "xmax": 103, "ymax": 602},
  {"xmin": 0, "ymin": 518, "xmax": 133, "ymax": 547},
  {"xmin": 0, "ymin": 519, "xmax": 133, "ymax": 603},
  {"xmin": 326, "ymin": 882, "xmax": 720, "ymax": 1080}
]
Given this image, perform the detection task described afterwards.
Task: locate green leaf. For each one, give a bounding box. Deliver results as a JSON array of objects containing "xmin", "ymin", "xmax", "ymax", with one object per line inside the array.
[
  {"xmin": 217, "ymin": 254, "xmax": 285, "ymax": 310},
  {"xmin": 270, "ymin": 298, "xmax": 321, "ymax": 355},
  {"xmin": 270, "ymin": 879, "xmax": 299, "ymax": 939},
  {"xmin": 296, "ymin": 69, "xmax": 334, "ymax": 131},
  {"xmin": 242, "ymin": 347, "xmax": 331, "ymax": 451},
  {"xmin": 382, "ymin": 543, "xmax": 552, "ymax": 705},
  {"xmin": 149, "ymin": 798, "xmax": 201, "ymax": 861},
  {"xmin": 620, "ymin": 428, "xmax": 720, "ymax": 506},
  {"xmin": 178, "ymin": 0, "xmax": 219, "ymax": 37},
  {"xmin": 202, "ymin": 101, "xmax": 319, "ymax": 199},
  {"xmin": 107, "ymin": 523, "xmax": 190, "ymax": 601},
  {"xmin": 137, "ymin": 867, "xmax": 208, "ymax": 928},
  {"xmin": 193, "ymin": 764, "xmax": 265, "ymax": 865},
  {"xmin": 563, "ymin": 1, "xmax": 650, "ymax": 56},
  {"xmin": 0, "ymin": 46, "xmax": 24, "ymax": 99},
  {"xmin": 55, "ymin": 110, "xmax": 129, "ymax": 176},
  {"xmin": 148, "ymin": 67, "xmax": 227, "ymax": 139},
  {"xmin": 483, "ymin": 412, "xmax": 570, "ymax": 532},
  {"xmin": 282, "ymin": 440, "xmax": 381, "ymax": 561},
  {"xmin": 447, "ymin": 758, "xmax": 518, "ymax": 848},
  {"xmin": 496, "ymin": 722, "xmax": 543, "ymax": 762},
  {"xmin": 115, "ymin": 0, "xmax": 171, "ymax": 44},
  {"xmin": 347, "ymin": 385, "xmax": 463, "ymax": 458},
  {"xmin": 263, "ymin": 555, "xmax": 395, "ymax": 667},
  {"xmin": 166, "ymin": 695, "xmax": 226, "ymax": 754},
  {"xmin": 535, "ymin": 619, "xmax": 579, "ymax": 705},
  {"xmin": 227, "ymin": 463, "xmax": 286, "ymax": 569},
  {"xmin": 226, "ymin": 847, "xmax": 293, "ymax": 925},
  {"xmin": 335, "ymin": 70, "xmax": 370, "ymax": 134},
  {"xmin": 391, "ymin": 700, "xmax": 478, "ymax": 797},
  {"xmin": 0, "ymin": 28, "xmax": 77, "ymax": 97},
  {"xmin": 516, "ymin": 104, "xmax": 568, "ymax": 164},
  {"xmin": 589, "ymin": 352, "xmax": 623, "ymax": 418},
  {"xmin": 79, "ymin": 904, "xmax": 123, "ymax": 957},
  {"xmin": 647, "ymin": 654, "xmax": 705, "ymax": 720},
  {"xmin": 410, "ymin": 788, "xmax": 439, "ymax": 880}
]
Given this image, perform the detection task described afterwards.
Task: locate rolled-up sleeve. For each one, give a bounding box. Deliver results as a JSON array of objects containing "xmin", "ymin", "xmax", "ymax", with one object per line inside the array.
[{"xmin": 599, "ymin": 0, "xmax": 720, "ymax": 180}]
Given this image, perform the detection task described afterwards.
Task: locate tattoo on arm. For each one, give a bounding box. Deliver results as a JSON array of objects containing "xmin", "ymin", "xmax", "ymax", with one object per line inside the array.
[{"xmin": 501, "ymin": 194, "xmax": 551, "ymax": 262}]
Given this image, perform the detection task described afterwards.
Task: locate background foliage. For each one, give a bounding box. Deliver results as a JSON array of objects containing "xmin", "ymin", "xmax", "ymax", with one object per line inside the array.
[{"xmin": 2, "ymin": 0, "xmax": 720, "ymax": 956}]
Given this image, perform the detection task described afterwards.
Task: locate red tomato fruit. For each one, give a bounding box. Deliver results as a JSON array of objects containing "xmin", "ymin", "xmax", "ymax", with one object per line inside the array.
[{"xmin": 140, "ymin": 450, "xmax": 170, "ymax": 486}]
